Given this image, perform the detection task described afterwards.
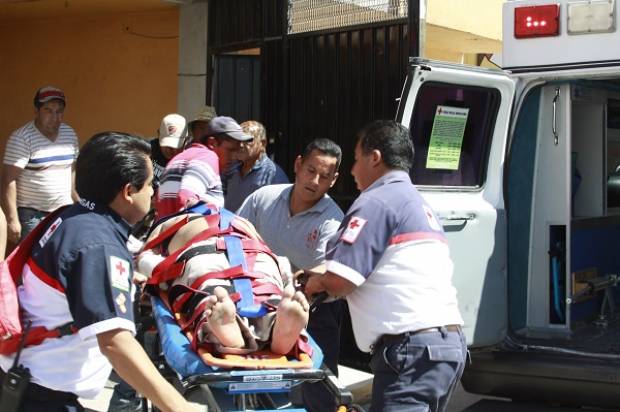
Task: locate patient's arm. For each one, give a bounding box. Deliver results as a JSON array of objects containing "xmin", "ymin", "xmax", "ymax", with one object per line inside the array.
[{"xmin": 136, "ymin": 249, "xmax": 166, "ymax": 278}]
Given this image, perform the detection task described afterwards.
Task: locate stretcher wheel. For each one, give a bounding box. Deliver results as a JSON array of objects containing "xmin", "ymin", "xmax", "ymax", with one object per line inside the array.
[{"xmin": 185, "ymin": 384, "xmax": 218, "ymax": 411}]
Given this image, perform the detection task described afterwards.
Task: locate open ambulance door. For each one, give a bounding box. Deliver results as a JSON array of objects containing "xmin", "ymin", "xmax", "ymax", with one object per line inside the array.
[{"xmin": 396, "ymin": 58, "xmax": 516, "ymax": 348}]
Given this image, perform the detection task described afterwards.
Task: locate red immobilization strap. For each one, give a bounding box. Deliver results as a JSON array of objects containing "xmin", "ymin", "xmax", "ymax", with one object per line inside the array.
[{"xmin": 148, "ymin": 214, "xmax": 223, "ymax": 284}]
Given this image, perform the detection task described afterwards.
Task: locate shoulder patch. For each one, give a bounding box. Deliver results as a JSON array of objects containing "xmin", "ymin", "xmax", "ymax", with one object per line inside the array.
[
  {"xmin": 340, "ymin": 216, "xmax": 367, "ymax": 244},
  {"xmin": 39, "ymin": 217, "xmax": 62, "ymax": 248},
  {"xmin": 109, "ymin": 256, "xmax": 131, "ymax": 292},
  {"xmin": 423, "ymin": 205, "xmax": 441, "ymax": 231},
  {"xmin": 115, "ymin": 293, "xmax": 128, "ymax": 314}
]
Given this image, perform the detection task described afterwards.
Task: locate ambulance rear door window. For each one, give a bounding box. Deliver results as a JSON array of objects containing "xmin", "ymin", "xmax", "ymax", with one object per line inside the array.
[{"xmin": 408, "ymin": 82, "xmax": 501, "ymax": 188}]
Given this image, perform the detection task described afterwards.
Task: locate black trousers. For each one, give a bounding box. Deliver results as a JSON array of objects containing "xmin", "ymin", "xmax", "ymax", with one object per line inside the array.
[{"xmin": 0, "ymin": 368, "xmax": 84, "ymax": 412}]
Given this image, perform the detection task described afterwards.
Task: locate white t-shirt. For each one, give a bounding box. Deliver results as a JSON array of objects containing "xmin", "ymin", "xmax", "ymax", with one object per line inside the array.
[{"xmin": 3, "ymin": 121, "xmax": 78, "ymax": 211}]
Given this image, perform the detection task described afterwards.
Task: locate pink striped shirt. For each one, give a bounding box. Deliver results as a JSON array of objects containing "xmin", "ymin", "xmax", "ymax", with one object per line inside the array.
[{"xmin": 156, "ymin": 144, "xmax": 223, "ymax": 218}]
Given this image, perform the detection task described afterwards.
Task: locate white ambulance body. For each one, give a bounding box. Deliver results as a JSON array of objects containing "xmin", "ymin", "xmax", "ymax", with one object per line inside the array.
[{"xmin": 397, "ymin": 0, "xmax": 620, "ymax": 406}]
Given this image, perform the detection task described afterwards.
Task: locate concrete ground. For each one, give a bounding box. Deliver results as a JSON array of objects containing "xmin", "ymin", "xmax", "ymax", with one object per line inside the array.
[{"xmin": 80, "ymin": 365, "xmax": 483, "ymax": 411}]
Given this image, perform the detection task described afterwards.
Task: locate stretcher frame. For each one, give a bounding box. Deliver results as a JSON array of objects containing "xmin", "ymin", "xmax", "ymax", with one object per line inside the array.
[{"xmin": 146, "ymin": 295, "xmax": 358, "ymax": 411}]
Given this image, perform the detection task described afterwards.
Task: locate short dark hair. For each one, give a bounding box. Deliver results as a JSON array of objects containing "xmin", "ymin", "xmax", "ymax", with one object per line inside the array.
[
  {"xmin": 301, "ymin": 138, "xmax": 342, "ymax": 171},
  {"xmin": 357, "ymin": 120, "xmax": 414, "ymax": 171},
  {"xmin": 76, "ymin": 132, "xmax": 152, "ymax": 205}
]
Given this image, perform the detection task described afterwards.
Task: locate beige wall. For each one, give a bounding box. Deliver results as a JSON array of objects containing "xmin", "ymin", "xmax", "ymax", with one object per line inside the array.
[
  {"xmin": 423, "ymin": 0, "xmax": 504, "ymax": 65},
  {"xmin": 427, "ymin": 0, "xmax": 504, "ymax": 42},
  {"xmin": 0, "ymin": 9, "xmax": 179, "ymax": 152}
]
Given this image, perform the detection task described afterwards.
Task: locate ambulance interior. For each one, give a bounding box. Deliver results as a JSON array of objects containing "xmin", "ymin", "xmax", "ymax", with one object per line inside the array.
[{"xmin": 508, "ymin": 78, "xmax": 620, "ymax": 355}]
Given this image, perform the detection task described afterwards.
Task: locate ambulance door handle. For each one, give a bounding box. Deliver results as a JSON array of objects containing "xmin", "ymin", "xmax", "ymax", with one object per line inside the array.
[
  {"xmin": 439, "ymin": 214, "xmax": 474, "ymax": 229},
  {"xmin": 552, "ymin": 87, "xmax": 560, "ymax": 146}
]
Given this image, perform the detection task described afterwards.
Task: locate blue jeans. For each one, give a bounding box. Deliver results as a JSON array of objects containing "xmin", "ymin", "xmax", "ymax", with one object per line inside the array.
[
  {"xmin": 107, "ymin": 379, "xmax": 141, "ymax": 412},
  {"xmin": 17, "ymin": 207, "xmax": 48, "ymax": 241},
  {"xmin": 369, "ymin": 326, "xmax": 467, "ymax": 412}
]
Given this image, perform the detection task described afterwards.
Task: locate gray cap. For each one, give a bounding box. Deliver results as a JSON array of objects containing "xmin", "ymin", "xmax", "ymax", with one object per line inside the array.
[{"xmin": 206, "ymin": 116, "xmax": 252, "ymax": 142}]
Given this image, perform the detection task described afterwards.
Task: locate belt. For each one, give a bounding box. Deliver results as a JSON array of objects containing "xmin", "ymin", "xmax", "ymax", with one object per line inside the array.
[
  {"xmin": 378, "ymin": 325, "xmax": 461, "ymax": 346},
  {"xmin": 17, "ymin": 207, "xmax": 50, "ymax": 214}
]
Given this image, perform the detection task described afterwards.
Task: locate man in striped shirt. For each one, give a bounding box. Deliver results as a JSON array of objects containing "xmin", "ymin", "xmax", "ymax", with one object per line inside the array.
[
  {"xmin": 1, "ymin": 86, "xmax": 79, "ymax": 243},
  {"xmin": 155, "ymin": 116, "xmax": 252, "ymax": 218}
]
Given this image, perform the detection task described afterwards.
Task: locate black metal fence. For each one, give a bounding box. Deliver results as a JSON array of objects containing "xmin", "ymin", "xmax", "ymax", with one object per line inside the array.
[
  {"xmin": 208, "ymin": 0, "xmax": 408, "ymax": 207},
  {"xmin": 285, "ymin": 23, "xmax": 408, "ymax": 206}
]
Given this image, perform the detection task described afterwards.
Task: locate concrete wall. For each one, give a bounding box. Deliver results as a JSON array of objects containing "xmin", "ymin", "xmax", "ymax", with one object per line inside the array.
[
  {"xmin": 0, "ymin": 9, "xmax": 179, "ymax": 151},
  {"xmin": 178, "ymin": 1, "xmax": 209, "ymax": 121}
]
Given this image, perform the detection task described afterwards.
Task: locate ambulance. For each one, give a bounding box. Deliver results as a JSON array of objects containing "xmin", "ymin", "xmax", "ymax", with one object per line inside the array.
[{"xmin": 396, "ymin": 0, "xmax": 620, "ymax": 407}]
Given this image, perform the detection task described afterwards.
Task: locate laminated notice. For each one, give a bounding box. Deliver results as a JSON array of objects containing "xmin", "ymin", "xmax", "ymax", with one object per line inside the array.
[{"xmin": 426, "ymin": 105, "xmax": 469, "ymax": 170}]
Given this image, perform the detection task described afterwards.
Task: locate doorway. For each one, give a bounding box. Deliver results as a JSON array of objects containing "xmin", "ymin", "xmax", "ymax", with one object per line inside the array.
[{"xmin": 213, "ymin": 49, "xmax": 261, "ymax": 123}]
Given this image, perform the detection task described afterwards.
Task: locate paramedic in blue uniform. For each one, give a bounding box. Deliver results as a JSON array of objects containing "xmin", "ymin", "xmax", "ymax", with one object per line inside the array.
[
  {"xmin": 0, "ymin": 132, "xmax": 191, "ymax": 412},
  {"xmin": 305, "ymin": 120, "xmax": 466, "ymax": 412}
]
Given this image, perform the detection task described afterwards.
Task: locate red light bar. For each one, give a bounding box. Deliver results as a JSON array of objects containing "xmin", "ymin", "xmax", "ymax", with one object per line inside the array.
[{"xmin": 514, "ymin": 4, "xmax": 560, "ymax": 39}]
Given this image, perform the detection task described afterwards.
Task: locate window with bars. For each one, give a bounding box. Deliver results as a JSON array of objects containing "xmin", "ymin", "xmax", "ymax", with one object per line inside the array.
[{"xmin": 288, "ymin": 0, "xmax": 408, "ymax": 34}]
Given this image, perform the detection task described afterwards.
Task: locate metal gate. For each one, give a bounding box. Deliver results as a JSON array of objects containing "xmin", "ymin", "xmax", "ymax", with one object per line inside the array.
[{"xmin": 208, "ymin": 0, "xmax": 408, "ymax": 205}]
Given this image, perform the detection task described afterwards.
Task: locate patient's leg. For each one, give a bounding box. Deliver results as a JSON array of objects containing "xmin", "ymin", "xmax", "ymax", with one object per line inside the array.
[
  {"xmin": 205, "ymin": 286, "xmax": 244, "ymax": 349},
  {"xmin": 271, "ymin": 285, "xmax": 310, "ymax": 355}
]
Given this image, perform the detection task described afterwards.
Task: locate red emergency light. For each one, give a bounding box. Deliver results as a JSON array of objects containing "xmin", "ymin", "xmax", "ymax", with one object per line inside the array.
[{"xmin": 514, "ymin": 4, "xmax": 560, "ymax": 38}]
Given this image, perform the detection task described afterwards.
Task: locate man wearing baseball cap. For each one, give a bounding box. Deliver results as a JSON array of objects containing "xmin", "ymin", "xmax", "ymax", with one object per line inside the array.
[
  {"xmin": 187, "ymin": 105, "xmax": 217, "ymax": 144},
  {"xmin": 1, "ymin": 86, "xmax": 79, "ymax": 243},
  {"xmin": 126, "ymin": 113, "xmax": 189, "ymax": 244},
  {"xmin": 151, "ymin": 113, "xmax": 187, "ymax": 187},
  {"xmin": 156, "ymin": 115, "xmax": 252, "ymax": 218}
]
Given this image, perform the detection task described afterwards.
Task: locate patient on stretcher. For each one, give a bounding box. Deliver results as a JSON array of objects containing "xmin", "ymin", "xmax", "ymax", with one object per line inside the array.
[{"xmin": 137, "ymin": 211, "xmax": 310, "ymax": 356}]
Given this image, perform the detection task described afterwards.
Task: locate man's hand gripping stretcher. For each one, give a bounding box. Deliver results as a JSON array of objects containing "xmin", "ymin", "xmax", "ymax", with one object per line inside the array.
[{"xmin": 136, "ymin": 209, "xmax": 312, "ymax": 358}]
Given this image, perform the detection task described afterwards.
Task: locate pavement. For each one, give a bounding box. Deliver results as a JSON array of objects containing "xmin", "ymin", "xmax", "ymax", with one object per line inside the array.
[{"xmin": 80, "ymin": 365, "xmax": 483, "ymax": 411}]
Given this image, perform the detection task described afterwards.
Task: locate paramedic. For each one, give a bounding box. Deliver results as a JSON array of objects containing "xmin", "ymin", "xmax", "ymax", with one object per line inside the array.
[
  {"xmin": 0, "ymin": 132, "xmax": 191, "ymax": 412},
  {"xmin": 304, "ymin": 120, "xmax": 466, "ymax": 412},
  {"xmin": 237, "ymin": 138, "xmax": 343, "ymax": 411}
]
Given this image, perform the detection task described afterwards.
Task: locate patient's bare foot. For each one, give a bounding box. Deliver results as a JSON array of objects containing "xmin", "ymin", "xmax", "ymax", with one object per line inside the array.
[
  {"xmin": 205, "ymin": 286, "xmax": 244, "ymax": 349},
  {"xmin": 271, "ymin": 285, "xmax": 309, "ymax": 355}
]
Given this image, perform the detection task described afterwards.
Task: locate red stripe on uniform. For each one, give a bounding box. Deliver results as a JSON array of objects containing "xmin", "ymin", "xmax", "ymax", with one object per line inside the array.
[
  {"xmin": 389, "ymin": 232, "xmax": 447, "ymax": 245},
  {"xmin": 26, "ymin": 257, "xmax": 65, "ymax": 293}
]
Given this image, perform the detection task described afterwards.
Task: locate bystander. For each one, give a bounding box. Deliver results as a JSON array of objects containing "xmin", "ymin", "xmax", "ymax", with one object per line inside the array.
[
  {"xmin": 224, "ymin": 120, "xmax": 288, "ymax": 212},
  {"xmin": 1, "ymin": 86, "xmax": 79, "ymax": 243}
]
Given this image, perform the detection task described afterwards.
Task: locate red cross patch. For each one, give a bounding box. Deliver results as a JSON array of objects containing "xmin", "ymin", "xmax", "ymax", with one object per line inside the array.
[
  {"xmin": 109, "ymin": 256, "xmax": 130, "ymax": 292},
  {"xmin": 423, "ymin": 205, "xmax": 441, "ymax": 231},
  {"xmin": 340, "ymin": 216, "xmax": 367, "ymax": 244},
  {"xmin": 306, "ymin": 228, "xmax": 319, "ymax": 248}
]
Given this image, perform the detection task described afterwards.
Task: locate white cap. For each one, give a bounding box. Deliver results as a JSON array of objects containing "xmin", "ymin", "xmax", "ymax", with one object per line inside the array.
[{"xmin": 158, "ymin": 113, "xmax": 187, "ymax": 149}]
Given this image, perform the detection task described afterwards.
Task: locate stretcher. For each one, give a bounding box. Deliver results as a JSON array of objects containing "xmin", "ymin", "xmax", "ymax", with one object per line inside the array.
[{"xmin": 145, "ymin": 293, "xmax": 361, "ymax": 412}]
